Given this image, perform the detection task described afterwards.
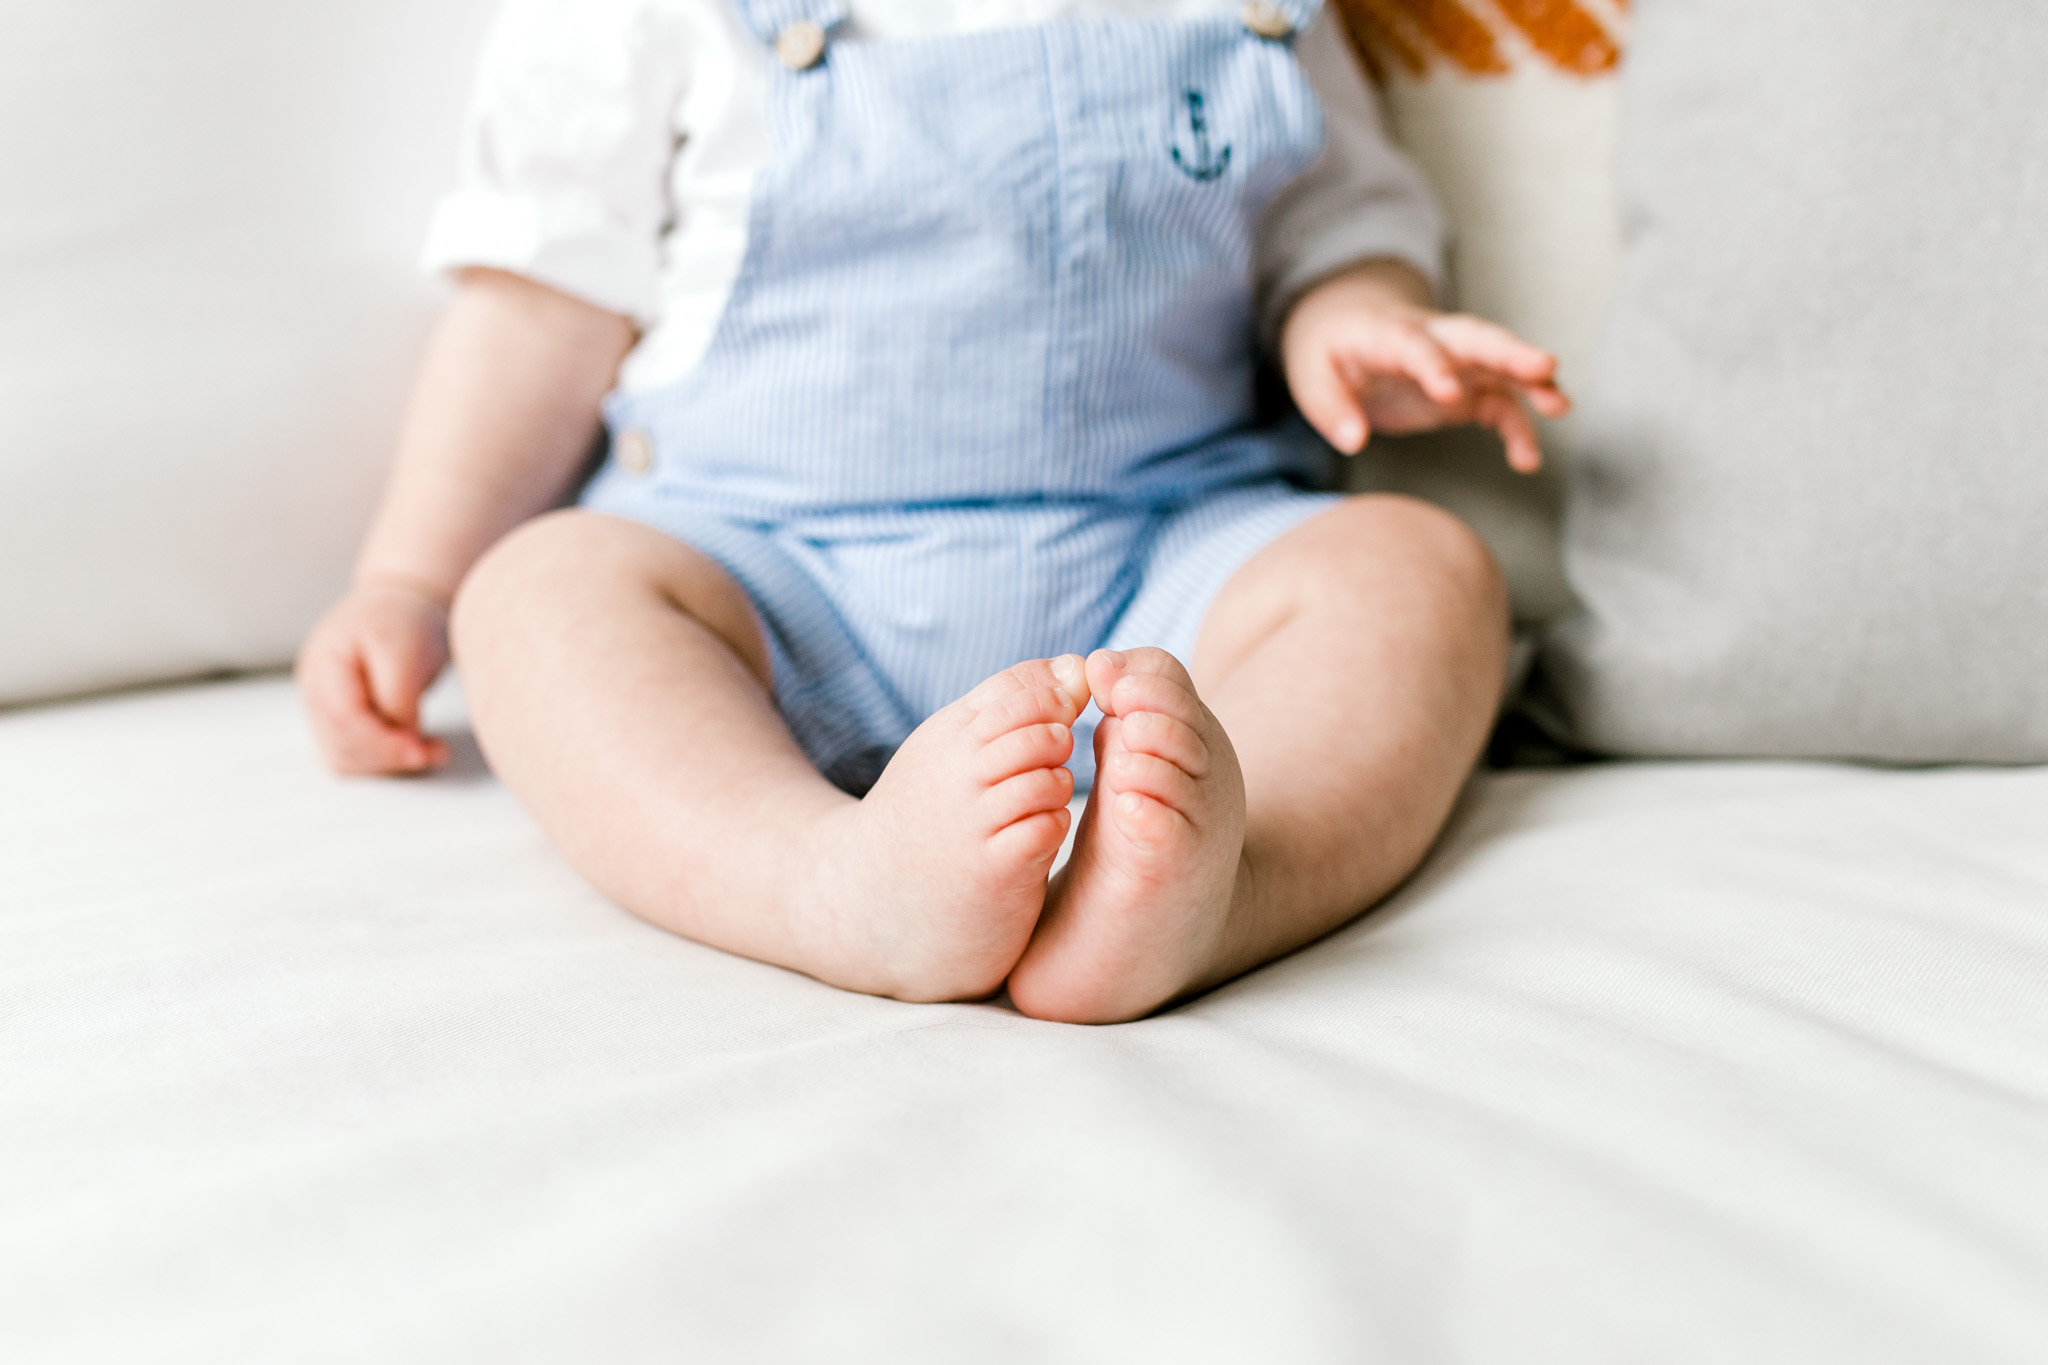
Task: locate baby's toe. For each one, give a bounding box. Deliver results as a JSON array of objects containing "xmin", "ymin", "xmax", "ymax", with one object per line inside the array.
[
  {"xmin": 975, "ymin": 721, "xmax": 1074, "ymax": 784},
  {"xmin": 983, "ymin": 763, "xmax": 1075, "ymax": 831},
  {"xmin": 1087, "ymin": 647, "xmax": 1210, "ymax": 725},
  {"xmin": 1106, "ymin": 787, "xmax": 1188, "ymax": 850},
  {"xmin": 967, "ymin": 685, "xmax": 1083, "ymax": 748},
  {"xmin": 1106, "ymin": 670, "xmax": 1207, "ymax": 734},
  {"xmin": 1117, "ymin": 707, "xmax": 1209, "ymax": 777},
  {"xmin": 1101, "ymin": 743, "xmax": 1200, "ymax": 821},
  {"xmin": 1108, "ymin": 645, "xmax": 1191, "ymax": 681},
  {"xmin": 986, "ymin": 806, "xmax": 1073, "ymax": 868},
  {"xmin": 1084, "ymin": 646, "xmax": 1192, "ymax": 708},
  {"xmin": 962, "ymin": 655, "xmax": 1089, "ymax": 719}
]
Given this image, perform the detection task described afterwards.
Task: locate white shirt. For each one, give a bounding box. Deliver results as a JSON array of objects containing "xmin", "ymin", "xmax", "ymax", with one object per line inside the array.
[{"xmin": 423, "ymin": 0, "xmax": 1444, "ymax": 394}]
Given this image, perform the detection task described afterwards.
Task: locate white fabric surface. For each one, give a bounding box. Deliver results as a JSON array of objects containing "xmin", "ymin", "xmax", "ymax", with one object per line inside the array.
[
  {"xmin": 0, "ymin": 0, "xmax": 501, "ymax": 708},
  {"xmin": 422, "ymin": 0, "xmax": 1445, "ymax": 388},
  {"xmin": 5, "ymin": 676, "xmax": 2047, "ymax": 1362}
]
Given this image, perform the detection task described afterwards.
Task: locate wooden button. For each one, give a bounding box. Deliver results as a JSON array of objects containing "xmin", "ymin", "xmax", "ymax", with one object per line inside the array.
[
  {"xmin": 775, "ymin": 20, "xmax": 828, "ymax": 71},
  {"xmin": 615, "ymin": 428, "xmax": 654, "ymax": 475},
  {"xmin": 1240, "ymin": 1, "xmax": 1294, "ymax": 39}
]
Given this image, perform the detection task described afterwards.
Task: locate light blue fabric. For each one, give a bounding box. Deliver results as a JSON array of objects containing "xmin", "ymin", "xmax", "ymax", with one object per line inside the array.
[{"xmin": 583, "ymin": 0, "xmax": 1341, "ymax": 793}]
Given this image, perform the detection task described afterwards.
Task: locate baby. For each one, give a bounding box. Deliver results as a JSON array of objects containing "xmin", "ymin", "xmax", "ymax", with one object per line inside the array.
[{"xmin": 298, "ymin": 0, "xmax": 1568, "ymax": 1023}]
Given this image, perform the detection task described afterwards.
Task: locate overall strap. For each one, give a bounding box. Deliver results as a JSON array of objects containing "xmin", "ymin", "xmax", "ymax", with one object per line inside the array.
[
  {"xmin": 1237, "ymin": 0, "xmax": 1323, "ymax": 41},
  {"xmin": 729, "ymin": 0, "xmax": 849, "ymax": 50},
  {"xmin": 727, "ymin": 1, "xmax": 1324, "ymax": 50}
]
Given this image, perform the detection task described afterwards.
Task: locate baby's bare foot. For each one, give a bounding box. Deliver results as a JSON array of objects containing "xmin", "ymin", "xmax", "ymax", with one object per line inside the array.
[
  {"xmin": 1006, "ymin": 648, "xmax": 1247, "ymax": 1023},
  {"xmin": 802, "ymin": 655, "xmax": 1090, "ymax": 1002}
]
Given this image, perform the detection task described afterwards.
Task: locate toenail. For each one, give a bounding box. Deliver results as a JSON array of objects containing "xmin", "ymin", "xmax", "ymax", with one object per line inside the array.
[
  {"xmin": 1101, "ymin": 649, "xmax": 1128, "ymax": 667},
  {"xmin": 1129, "ymin": 710, "xmax": 1153, "ymax": 729},
  {"xmin": 1119, "ymin": 792, "xmax": 1145, "ymax": 817},
  {"xmin": 1052, "ymin": 654, "xmax": 1086, "ymax": 697}
]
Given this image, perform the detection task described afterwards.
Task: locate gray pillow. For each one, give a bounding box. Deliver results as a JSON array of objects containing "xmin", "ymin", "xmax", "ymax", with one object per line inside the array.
[{"xmin": 1529, "ymin": 0, "xmax": 2048, "ymax": 763}]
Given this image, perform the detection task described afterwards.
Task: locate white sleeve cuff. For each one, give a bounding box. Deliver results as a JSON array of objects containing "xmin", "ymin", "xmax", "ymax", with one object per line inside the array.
[{"xmin": 420, "ymin": 189, "xmax": 661, "ymax": 325}]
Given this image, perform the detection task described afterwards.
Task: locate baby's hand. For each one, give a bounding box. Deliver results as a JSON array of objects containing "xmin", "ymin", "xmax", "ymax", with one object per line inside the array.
[
  {"xmin": 296, "ymin": 576, "xmax": 453, "ymax": 775},
  {"xmin": 1280, "ymin": 260, "xmax": 1571, "ymax": 473}
]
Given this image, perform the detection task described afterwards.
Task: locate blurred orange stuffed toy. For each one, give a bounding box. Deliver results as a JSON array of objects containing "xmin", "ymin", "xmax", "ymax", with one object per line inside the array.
[{"xmin": 1335, "ymin": 0, "xmax": 1625, "ymax": 80}]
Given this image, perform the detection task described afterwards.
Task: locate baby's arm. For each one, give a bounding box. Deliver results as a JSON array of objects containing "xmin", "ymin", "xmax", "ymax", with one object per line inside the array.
[
  {"xmin": 1280, "ymin": 258, "xmax": 1571, "ymax": 473},
  {"xmin": 298, "ymin": 268, "xmax": 634, "ymax": 774},
  {"xmin": 1258, "ymin": 15, "xmax": 1565, "ymax": 470}
]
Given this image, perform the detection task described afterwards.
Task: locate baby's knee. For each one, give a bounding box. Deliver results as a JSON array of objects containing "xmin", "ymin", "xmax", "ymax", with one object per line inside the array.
[
  {"xmin": 1296, "ymin": 495, "xmax": 1505, "ymax": 621},
  {"xmin": 451, "ymin": 508, "xmax": 769, "ymax": 680},
  {"xmin": 451, "ymin": 509, "xmax": 657, "ymax": 674},
  {"xmin": 1349, "ymin": 496, "xmax": 1505, "ymax": 622},
  {"xmin": 1415, "ymin": 502, "xmax": 1506, "ymax": 619}
]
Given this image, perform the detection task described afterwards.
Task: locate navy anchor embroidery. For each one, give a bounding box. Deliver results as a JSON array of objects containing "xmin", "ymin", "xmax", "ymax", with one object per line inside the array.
[{"xmin": 1170, "ymin": 90, "xmax": 1231, "ymax": 182}]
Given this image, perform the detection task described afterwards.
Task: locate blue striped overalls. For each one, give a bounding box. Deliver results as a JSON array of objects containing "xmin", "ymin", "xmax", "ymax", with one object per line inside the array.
[{"xmin": 581, "ymin": 0, "xmax": 1341, "ymax": 792}]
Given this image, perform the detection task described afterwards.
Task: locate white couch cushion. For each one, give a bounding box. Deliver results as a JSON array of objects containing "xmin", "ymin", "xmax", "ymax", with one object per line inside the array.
[
  {"xmin": 5, "ymin": 677, "xmax": 2047, "ymax": 1359},
  {"xmin": 0, "ymin": 0, "xmax": 497, "ymax": 706}
]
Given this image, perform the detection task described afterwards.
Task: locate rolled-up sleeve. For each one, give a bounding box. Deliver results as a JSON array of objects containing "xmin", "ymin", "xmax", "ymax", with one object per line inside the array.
[
  {"xmin": 1255, "ymin": 10, "xmax": 1446, "ymax": 344},
  {"xmin": 421, "ymin": 0, "xmax": 689, "ymax": 325}
]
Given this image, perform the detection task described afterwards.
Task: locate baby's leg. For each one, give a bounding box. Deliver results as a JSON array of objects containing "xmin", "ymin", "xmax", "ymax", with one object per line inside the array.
[
  {"xmin": 453, "ymin": 509, "xmax": 1089, "ymax": 1002},
  {"xmin": 1008, "ymin": 495, "xmax": 1508, "ymax": 1023}
]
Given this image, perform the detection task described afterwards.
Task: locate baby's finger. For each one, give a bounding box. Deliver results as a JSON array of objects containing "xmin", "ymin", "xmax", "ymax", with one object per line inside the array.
[
  {"xmin": 333, "ymin": 680, "xmax": 440, "ymax": 774},
  {"xmin": 331, "ymin": 713, "xmax": 437, "ymax": 775},
  {"xmin": 1521, "ymin": 381, "xmax": 1573, "ymax": 419},
  {"xmin": 302, "ymin": 648, "xmax": 441, "ymax": 774},
  {"xmin": 1289, "ymin": 350, "xmax": 1372, "ymax": 455},
  {"xmin": 360, "ymin": 628, "xmax": 451, "ymax": 771},
  {"xmin": 1425, "ymin": 314, "xmax": 1558, "ymax": 385},
  {"xmin": 1478, "ymin": 387, "xmax": 1545, "ymax": 474},
  {"xmin": 1387, "ymin": 326, "xmax": 1464, "ymax": 407},
  {"xmin": 361, "ymin": 627, "xmax": 439, "ymax": 731},
  {"xmin": 1423, "ymin": 314, "xmax": 1574, "ymax": 420}
]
